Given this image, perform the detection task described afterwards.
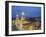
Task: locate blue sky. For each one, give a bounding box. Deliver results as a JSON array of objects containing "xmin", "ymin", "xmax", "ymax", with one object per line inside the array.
[{"xmin": 12, "ymin": 6, "xmax": 41, "ymax": 18}]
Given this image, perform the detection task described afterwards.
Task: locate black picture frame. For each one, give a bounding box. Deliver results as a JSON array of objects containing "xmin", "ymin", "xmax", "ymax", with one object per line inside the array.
[{"xmin": 5, "ymin": 1, "xmax": 45, "ymax": 36}]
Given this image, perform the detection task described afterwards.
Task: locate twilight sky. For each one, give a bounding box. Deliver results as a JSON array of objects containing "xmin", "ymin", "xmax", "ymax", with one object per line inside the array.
[{"xmin": 12, "ymin": 6, "xmax": 41, "ymax": 18}]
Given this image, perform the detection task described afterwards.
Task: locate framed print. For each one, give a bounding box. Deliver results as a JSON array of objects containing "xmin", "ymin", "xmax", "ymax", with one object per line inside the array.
[{"xmin": 5, "ymin": 1, "xmax": 45, "ymax": 36}]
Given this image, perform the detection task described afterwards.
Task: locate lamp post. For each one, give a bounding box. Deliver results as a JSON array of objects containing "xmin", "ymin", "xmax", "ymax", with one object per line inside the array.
[
  {"xmin": 21, "ymin": 12, "xmax": 25, "ymax": 30},
  {"xmin": 21, "ymin": 12, "xmax": 24, "ymax": 20}
]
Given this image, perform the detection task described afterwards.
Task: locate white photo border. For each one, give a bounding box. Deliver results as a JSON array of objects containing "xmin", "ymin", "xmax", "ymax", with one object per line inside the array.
[{"xmin": 5, "ymin": 1, "xmax": 45, "ymax": 36}]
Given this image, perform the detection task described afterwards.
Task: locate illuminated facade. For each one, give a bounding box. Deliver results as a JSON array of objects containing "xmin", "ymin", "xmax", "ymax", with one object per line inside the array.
[{"xmin": 15, "ymin": 12, "xmax": 25, "ymax": 30}]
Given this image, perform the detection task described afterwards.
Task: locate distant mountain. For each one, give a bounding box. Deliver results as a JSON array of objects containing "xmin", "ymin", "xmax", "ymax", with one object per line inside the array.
[
  {"xmin": 25, "ymin": 17, "xmax": 41, "ymax": 22},
  {"xmin": 12, "ymin": 17, "xmax": 41, "ymax": 22}
]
